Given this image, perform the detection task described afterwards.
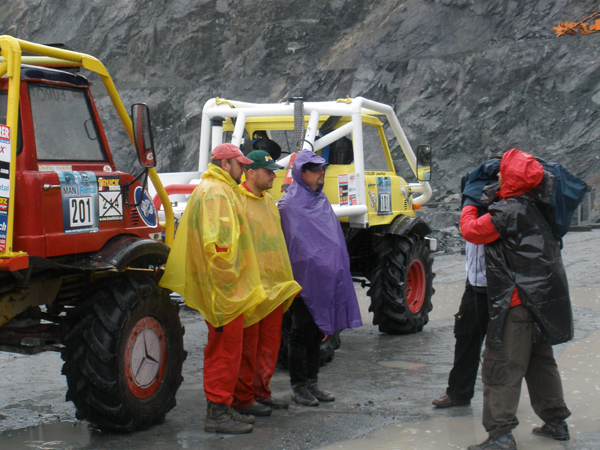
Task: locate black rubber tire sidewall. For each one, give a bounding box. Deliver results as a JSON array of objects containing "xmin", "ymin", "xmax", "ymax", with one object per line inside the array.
[
  {"xmin": 115, "ymin": 283, "xmax": 184, "ymax": 426},
  {"xmin": 368, "ymin": 234, "xmax": 434, "ymax": 334},
  {"xmin": 62, "ymin": 276, "xmax": 184, "ymax": 432}
]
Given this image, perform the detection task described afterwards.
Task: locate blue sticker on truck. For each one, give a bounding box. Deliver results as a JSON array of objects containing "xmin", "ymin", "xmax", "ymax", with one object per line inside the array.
[
  {"xmin": 0, "ymin": 209, "xmax": 7, "ymax": 251},
  {"xmin": 57, "ymin": 171, "xmax": 100, "ymax": 234},
  {"xmin": 134, "ymin": 186, "xmax": 158, "ymax": 228}
]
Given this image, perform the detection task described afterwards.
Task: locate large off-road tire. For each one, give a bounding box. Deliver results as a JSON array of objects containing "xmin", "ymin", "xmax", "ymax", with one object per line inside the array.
[
  {"xmin": 61, "ymin": 276, "xmax": 185, "ymax": 432},
  {"xmin": 368, "ymin": 233, "xmax": 434, "ymax": 334}
]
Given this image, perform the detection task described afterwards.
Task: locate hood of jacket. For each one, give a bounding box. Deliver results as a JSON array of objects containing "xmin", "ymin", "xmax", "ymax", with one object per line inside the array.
[
  {"xmin": 291, "ymin": 150, "xmax": 327, "ymax": 195},
  {"xmin": 499, "ymin": 149, "xmax": 544, "ymax": 199},
  {"xmin": 203, "ymin": 162, "xmax": 241, "ymax": 192}
]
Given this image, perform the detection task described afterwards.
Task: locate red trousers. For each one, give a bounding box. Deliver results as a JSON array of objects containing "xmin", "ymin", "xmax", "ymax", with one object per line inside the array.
[
  {"xmin": 204, "ymin": 315, "xmax": 244, "ymax": 405},
  {"xmin": 232, "ymin": 305, "xmax": 284, "ymax": 409}
]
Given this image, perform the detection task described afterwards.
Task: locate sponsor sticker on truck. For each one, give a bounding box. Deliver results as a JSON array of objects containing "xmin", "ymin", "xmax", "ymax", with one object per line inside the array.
[
  {"xmin": 57, "ymin": 171, "xmax": 100, "ymax": 234},
  {"xmin": 0, "ymin": 207, "xmax": 7, "ymax": 251},
  {"xmin": 98, "ymin": 176, "xmax": 123, "ymax": 222},
  {"xmin": 0, "ymin": 124, "xmax": 10, "ymax": 252},
  {"xmin": 338, "ymin": 173, "xmax": 358, "ymax": 206},
  {"xmin": 134, "ymin": 186, "xmax": 158, "ymax": 228}
]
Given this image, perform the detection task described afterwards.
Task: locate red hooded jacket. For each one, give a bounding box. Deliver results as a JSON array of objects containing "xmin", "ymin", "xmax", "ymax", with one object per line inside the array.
[{"xmin": 461, "ymin": 149, "xmax": 545, "ymax": 307}]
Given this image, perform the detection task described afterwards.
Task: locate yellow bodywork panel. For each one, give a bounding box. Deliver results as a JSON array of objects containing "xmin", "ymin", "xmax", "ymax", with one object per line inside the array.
[
  {"xmin": 270, "ymin": 166, "xmax": 413, "ymax": 226},
  {"xmin": 0, "ymin": 279, "xmax": 62, "ymax": 327}
]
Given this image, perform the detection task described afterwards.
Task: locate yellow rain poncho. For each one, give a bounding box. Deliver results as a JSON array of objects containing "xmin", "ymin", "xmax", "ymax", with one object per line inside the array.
[
  {"xmin": 241, "ymin": 186, "xmax": 301, "ymax": 327},
  {"xmin": 159, "ymin": 164, "xmax": 266, "ymax": 328}
]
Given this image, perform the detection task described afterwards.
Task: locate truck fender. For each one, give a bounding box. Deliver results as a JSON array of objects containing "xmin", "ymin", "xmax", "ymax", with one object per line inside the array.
[
  {"xmin": 385, "ymin": 215, "xmax": 432, "ymax": 238},
  {"xmin": 94, "ymin": 235, "xmax": 170, "ymax": 271}
]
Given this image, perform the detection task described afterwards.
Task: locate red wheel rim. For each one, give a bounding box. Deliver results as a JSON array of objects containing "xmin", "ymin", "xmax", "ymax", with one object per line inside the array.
[
  {"xmin": 123, "ymin": 316, "xmax": 167, "ymax": 399},
  {"xmin": 406, "ymin": 259, "xmax": 426, "ymax": 313}
]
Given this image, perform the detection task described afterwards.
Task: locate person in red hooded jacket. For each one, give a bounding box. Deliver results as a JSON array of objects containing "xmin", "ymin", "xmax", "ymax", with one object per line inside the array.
[{"xmin": 463, "ymin": 149, "xmax": 572, "ymax": 450}]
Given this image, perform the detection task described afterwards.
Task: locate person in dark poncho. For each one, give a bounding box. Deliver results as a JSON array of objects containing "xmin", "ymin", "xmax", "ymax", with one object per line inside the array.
[
  {"xmin": 464, "ymin": 149, "xmax": 573, "ymax": 450},
  {"xmin": 278, "ymin": 150, "xmax": 362, "ymax": 406}
]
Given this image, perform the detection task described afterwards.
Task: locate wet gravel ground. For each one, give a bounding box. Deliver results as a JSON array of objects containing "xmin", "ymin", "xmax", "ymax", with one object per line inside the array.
[{"xmin": 0, "ymin": 229, "xmax": 599, "ymax": 450}]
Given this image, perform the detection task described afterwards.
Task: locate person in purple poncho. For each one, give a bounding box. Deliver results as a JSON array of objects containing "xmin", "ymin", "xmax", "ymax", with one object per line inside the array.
[{"xmin": 278, "ymin": 150, "xmax": 362, "ymax": 406}]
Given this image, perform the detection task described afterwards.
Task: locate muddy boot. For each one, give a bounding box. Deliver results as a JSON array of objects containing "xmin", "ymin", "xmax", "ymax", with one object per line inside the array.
[
  {"xmin": 226, "ymin": 405, "xmax": 255, "ymax": 424},
  {"xmin": 204, "ymin": 401, "xmax": 253, "ymax": 434},
  {"xmin": 532, "ymin": 421, "xmax": 570, "ymax": 441},
  {"xmin": 291, "ymin": 382, "xmax": 319, "ymax": 406},
  {"xmin": 307, "ymin": 379, "xmax": 335, "ymax": 402}
]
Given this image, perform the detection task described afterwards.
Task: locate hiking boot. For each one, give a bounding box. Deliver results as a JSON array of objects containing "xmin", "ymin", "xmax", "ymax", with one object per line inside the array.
[
  {"xmin": 432, "ymin": 393, "xmax": 471, "ymax": 408},
  {"xmin": 292, "ymin": 383, "xmax": 319, "ymax": 406},
  {"xmin": 467, "ymin": 434, "xmax": 517, "ymax": 450},
  {"xmin": 258, "ymin": 396, "xmax": 289, "ymax": 410},
  {"xmin": 204, "ymin": 401, "xmax": 253, "ymax": 434},
  {"xmin": 307, "ymin": 379, "xmax": 335, "ymax": 402},
  {"xmin": 532, "ymin": 421, "xmax": 570, "ymax": 441},
  {"xmin": 226, "ymin": 405, "xmax": 255, "ymax": 424},
  {"xmin": 235, "ymin": 401, "xmax": 272, "ymax": 417}
]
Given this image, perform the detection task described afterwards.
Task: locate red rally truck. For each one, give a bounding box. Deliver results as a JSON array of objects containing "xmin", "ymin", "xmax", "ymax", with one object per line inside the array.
[{"xmin": 0, "ymin": 36, "xmax": 184, "ymax": 432}]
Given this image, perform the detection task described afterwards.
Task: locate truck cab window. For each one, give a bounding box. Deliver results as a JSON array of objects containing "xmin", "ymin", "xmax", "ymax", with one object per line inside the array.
[
  {"xmin": 28, "ymin": 84, "xmax": 107, "ymax": 161},
  {"xmin": 363, "ymin": 123, "xmax": 391, "ymax": 171}
]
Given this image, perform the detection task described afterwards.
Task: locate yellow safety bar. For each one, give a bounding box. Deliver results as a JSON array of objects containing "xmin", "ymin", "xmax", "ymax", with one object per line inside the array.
[{"xmin": 0, "ymin": 36, "xmax": 174, "ymax": 255}]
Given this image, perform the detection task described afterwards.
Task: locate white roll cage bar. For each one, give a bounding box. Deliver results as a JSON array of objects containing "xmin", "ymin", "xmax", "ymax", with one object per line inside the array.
[{"xmin": 196, "ymin": 97, "xmax": 432, "ymax": 223}]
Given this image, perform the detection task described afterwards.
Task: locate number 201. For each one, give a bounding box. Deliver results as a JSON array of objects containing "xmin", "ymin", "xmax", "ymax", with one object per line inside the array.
[{"xmin": 70, "ymin": 197, "xmax": 92, "ymax": 226}]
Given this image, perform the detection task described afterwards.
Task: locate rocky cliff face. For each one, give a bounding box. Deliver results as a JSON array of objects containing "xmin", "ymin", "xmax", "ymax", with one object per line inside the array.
[{"xmin": 4, "ymin": 0, "xmax": 600, "ymax": 197}]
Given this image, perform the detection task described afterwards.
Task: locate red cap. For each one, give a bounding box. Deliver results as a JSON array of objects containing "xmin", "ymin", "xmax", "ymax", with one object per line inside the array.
[{"xmin": 211, "ymin": 143, "xmax": 253, "ymax": 165}]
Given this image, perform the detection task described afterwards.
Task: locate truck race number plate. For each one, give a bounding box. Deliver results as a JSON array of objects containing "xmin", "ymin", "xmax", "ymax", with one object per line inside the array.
[
  {"xmin": 376, "ymin": 176, "xmax": 392, "ymax": 215},
  {"xmin": 57, "ymin": 171, "xmax": 100, "ymax": 234},
  {"xmin": 69, "ymin": 196, "xmax": 94, "ymax": 227}
]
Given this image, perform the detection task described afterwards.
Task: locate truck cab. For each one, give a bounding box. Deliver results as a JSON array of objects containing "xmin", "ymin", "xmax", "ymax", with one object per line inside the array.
[{"xmin": 1, "ymin": 65, "xmax": 160, "ymax": 259}]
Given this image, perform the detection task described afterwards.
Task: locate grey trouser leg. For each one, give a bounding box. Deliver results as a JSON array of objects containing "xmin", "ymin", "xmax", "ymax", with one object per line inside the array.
[
  {"xmin": 481, "ymin": 305, "xmax": 570, "ymax": 439},
  {"xmin": 525, "ymin": 342, "xmax": 571, "ymax": 425}
]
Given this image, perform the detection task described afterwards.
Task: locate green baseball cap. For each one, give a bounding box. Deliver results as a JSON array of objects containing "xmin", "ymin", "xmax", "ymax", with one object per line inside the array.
[{"xmin": 245, "ymin": 150, "xmax": 284, "ymax": 171}]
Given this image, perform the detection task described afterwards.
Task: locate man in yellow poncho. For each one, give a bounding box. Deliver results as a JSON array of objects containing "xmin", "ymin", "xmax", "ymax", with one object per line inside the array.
[
  {"xmin": 231, "ymin": 150, "xmax": 301, "ymax": 417},
  {"xmin": 160, "ymin": 143, "xmax": 263, "ymax": 434}
]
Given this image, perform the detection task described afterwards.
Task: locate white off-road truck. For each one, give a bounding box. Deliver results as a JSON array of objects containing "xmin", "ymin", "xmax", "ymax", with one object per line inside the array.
[{"xmin": 155, "ymin": 96, "xmax": 436, "ymax": 335}]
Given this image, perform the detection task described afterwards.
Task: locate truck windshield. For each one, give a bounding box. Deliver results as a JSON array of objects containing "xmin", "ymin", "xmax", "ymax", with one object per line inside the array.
[{"xmin": 28, "ymin": 84, "xmax": 107, "ymax": 162}]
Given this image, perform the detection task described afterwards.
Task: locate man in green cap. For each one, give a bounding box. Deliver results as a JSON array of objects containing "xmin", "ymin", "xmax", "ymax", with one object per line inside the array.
[{"xmin": 231, "ymin": 150, "xmax": 302, "ymax": 416}]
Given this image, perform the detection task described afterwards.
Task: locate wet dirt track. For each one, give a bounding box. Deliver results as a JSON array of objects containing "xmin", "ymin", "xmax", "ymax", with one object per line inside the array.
[{"xmin": 1, "ymin": 229, "xmax": 599, "ymax": 450}]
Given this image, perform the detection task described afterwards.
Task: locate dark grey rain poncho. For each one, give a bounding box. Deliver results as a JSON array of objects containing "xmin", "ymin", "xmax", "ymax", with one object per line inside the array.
[{"xmin": 461, "ymin": 149, "xmax": 577, "ymax": 349}]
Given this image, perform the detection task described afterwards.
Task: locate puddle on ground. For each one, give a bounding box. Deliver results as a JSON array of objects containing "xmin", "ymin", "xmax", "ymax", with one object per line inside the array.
[
  {"xmin": 377, "ymin": 361, "xmax": 426, "ymax": 370},
  {"xmin": 316, "ymin": 414, "xmax": 578, "ymax": 450},
  {"xmin": 320, "ymin": 328, "xmax": 600, "ymax": 450},
  {"xmin": 4, "ymin": 402, "xmax": 54, "ymax": 415},
  {"xmin": 570, "ymin": 287, "xmax": 600, "ymax": 308},
  {"xmin": 0, "ymin": 421, "xmax": 90, "ymax": 449}
]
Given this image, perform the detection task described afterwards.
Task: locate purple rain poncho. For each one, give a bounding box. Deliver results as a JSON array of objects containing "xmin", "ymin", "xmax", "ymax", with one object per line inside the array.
[{"xmin": 277, "ymin": 150, "xmax": 362, "ymax": 335}]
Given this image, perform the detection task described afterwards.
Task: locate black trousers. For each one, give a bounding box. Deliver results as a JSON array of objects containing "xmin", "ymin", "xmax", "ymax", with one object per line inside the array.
[
  {"xmin": 288, "ymin": 297, "xmax": 323, "ymax": 385},
  {"xmin": 446, "ymin": 281, "xmax": 489, "ymax": 400}
]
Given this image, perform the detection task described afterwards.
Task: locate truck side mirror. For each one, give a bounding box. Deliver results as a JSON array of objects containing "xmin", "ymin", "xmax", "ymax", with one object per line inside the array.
[
  {"xmin": 131, "ymin": 103, "xmax": 156, "ymax": 168},
  {"xmin": 416, "ymin": 144, "xmax": 431, "ymax": 182}
]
